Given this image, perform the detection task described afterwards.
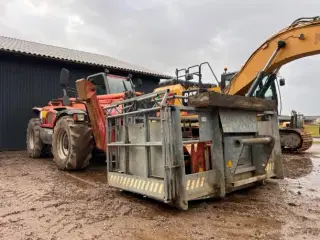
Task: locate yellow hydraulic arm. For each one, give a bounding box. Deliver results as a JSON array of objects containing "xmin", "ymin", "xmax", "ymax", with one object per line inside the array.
[{"xmin": 225, "ymin": 16, "xmax": 320, "ymax": 96}]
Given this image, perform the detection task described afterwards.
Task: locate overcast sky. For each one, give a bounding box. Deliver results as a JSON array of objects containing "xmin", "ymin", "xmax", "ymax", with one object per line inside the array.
[{"xmin": 0, "ymin": 0, "xmax": 320, "ymax": 115}]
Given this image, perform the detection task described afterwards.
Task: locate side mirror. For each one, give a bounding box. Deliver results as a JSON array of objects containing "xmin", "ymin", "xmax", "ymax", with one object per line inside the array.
[
  {"xmin": 279, "ymin": 78, "xmax": 285, "ymax": 86},
  {"xmin": 60, "ymin": 68, "xmax": 71, "ymax": 87}
]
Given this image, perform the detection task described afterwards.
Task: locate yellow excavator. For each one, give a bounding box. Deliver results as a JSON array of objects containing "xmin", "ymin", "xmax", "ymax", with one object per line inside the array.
[
  {"xmin": 154, "ymin": 16, "xmax": 320, "ymax": 152},
  {"xmin": 279, "ymin": 110, "xmax": 312, "ymax": 151}
]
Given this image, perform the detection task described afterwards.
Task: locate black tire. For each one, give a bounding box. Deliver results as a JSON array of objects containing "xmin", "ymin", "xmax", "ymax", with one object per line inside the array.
[
  {"xmin": 52, "ymin": 116, "xmax": 94, "ymax": 170},
  {"xmin": 26, "ymin": 118, "xmax": 47, "ymax": 158}
]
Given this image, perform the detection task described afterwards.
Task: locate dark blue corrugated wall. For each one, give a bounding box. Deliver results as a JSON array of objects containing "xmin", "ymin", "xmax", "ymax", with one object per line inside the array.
[{"xmin": 0, "ymin": 53, "xmax": 160, "ymax": 150}]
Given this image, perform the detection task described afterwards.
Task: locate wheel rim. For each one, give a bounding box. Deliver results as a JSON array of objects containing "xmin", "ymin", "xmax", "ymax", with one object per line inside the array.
[
  {"xmin": 29, "ymin": 130, "xmax": 35, "ymax": 149},
  {"xmin": 57, "ymin": 130, "xmax": 69, "ymax": 159}
]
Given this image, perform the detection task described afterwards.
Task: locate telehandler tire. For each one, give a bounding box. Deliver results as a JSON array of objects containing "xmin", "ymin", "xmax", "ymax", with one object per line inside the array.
[
  {"xmin": 26, "ymin": 118, "xmax": 49, "ymax": 158},
  {"xmin": 52, "ymin": 116, "xmax": 94, "ymax": 171}
]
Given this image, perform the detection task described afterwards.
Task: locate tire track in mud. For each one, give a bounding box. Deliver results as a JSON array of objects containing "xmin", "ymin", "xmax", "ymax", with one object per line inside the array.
[
  {"xmin": 0, "ymin": 153, "xmax": 138, "ymax": 239},
  {"xmin": 0, "ymin": 181, "xmax": 82, "ymax": 239},
  {"xmin": 0, "ymin": 153, "xmax": 284, "ymax": 240},
  {"xmin": 1, "ymin": 150, "xmax": 320, "ymax": 239},
  {"xmin": 0, "ymin": 154, "xmax": 80, "ymax": 239}
]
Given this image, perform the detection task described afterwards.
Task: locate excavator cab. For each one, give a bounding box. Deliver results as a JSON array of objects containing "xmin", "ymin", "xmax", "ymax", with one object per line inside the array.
[
  {"xmin": 290, "ymin": 110, "xmax": 304, "ymax": 129},
  {"xmin": 220, "ymin": 68, "xmax": 237, "ymax": 91},
  {"xmin": 221, "ymin": 69, "xmax": 281, "ymax": 104}
]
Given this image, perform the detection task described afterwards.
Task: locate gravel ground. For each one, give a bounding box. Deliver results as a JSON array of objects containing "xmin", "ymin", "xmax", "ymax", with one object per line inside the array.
[{"xmin": 0, "ymin": 148, "xmax": 320, "ymax": 240}]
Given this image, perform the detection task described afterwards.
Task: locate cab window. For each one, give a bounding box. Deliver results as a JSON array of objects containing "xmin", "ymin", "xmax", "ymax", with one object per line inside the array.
[
  {"xmin": 253, "ymin": 75, "xmax": 277, "ymax": 101},
  {"xmin": 88, "ymin": 74, "xmax": 107, "ymax": 95},
  {"xmin": 107, "ymin": 75, "xmax": 133, "ymax": 94},
  {"xmin": 251, "ymin": 74, "xmax": 280, "ymax": 114},
  {"xmin": 264, "ymin": 84, "xmax": 274, "ymax": 100}
]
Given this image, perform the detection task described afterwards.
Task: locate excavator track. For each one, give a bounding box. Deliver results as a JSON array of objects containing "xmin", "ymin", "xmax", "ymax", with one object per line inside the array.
[{"xmin": 279, "ymin": 128, "xmax": 313, "ymax": 153}]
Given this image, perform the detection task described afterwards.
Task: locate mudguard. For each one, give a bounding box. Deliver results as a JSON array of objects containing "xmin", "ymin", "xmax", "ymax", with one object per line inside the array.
[
  {"xmin": 55, "ymin": 109, "xmax": 88, "ymax": 125},
  {"xmin": 32, "ymin": 107, "xmax": 43, "ymax": 113},
  {"xmin": 31, "ymin": 107, "xmax": 43, "ymax": 118}
]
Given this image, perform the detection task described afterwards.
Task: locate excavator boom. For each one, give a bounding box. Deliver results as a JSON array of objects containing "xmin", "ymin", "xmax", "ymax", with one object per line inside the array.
[
  {"xmin": 221, "ymin": 17, "xmax": 320, "ymax": 152},
  {"xmin": 226, "ymin": 16, "xmax": 320, "ymax": 95}
]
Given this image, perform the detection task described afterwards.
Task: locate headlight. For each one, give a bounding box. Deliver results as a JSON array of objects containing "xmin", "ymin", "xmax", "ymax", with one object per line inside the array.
[
  {"xmin": 40, "ymin": 110, "xmax": 47, "ymax": 124},
  {"xmin": 40, "ymin": 110, "xmax": 47, "ymax": 119},
  {"xmin": 74, "ymin": 113, "xmax": 85, "ymax": 122}
]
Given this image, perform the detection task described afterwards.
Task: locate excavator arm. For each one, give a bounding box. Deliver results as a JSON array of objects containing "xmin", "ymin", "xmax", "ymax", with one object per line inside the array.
[
  {"xmin": 225, "ymin": 16, "xmax": 320, "ymax": 96},
  {"xmin": 222, "ymin": 16, "xmax": 320, "ymax": 153}
]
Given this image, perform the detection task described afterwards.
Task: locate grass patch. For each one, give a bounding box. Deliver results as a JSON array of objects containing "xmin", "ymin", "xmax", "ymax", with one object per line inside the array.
[{"xmin": 304, "ymin": 125, "xmax": 320, "ymax": 137}]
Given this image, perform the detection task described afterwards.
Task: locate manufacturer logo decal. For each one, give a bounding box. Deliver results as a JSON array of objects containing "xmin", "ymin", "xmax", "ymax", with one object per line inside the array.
[{"xmin": 182, "ymin": 90, "xmax": 198, "ymax": 106}]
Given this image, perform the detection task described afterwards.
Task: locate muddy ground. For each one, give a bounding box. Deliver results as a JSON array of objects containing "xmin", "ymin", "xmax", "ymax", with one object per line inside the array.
[{"xmin": 1, "ymin": 146, "xmax": 320, "ymax": 240}]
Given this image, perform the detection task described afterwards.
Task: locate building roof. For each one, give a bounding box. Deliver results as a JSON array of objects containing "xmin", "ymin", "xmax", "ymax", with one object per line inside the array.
[
  {"xmin": 304, "ymin": 116, "xmax": 320, "ymax": 121},
  {"xmin": 0, "ymin": 36, "xmax": 172, "ymax": 79}
]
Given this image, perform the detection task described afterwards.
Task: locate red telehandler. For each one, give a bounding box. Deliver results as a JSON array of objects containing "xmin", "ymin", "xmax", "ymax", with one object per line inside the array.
[{"xmin": 27, "ymin": 68, "xmax": 142, "ymax": 170}]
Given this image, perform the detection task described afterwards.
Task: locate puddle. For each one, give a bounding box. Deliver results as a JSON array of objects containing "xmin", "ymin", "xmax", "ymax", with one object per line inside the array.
[
  {"xmin": 283, "ymin": 156, "xmax": 313, "ymax": 179},
  {"xmin": 285, "ymin": 157, "xmax": 320, "ymax": 200},
  {"xmin": 280, "ymin": 147, "xmax": 320, "ymax": 239},
  {"xmin": 283, "ymin": 146, "xmax": 320, "ymax": 201}
]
